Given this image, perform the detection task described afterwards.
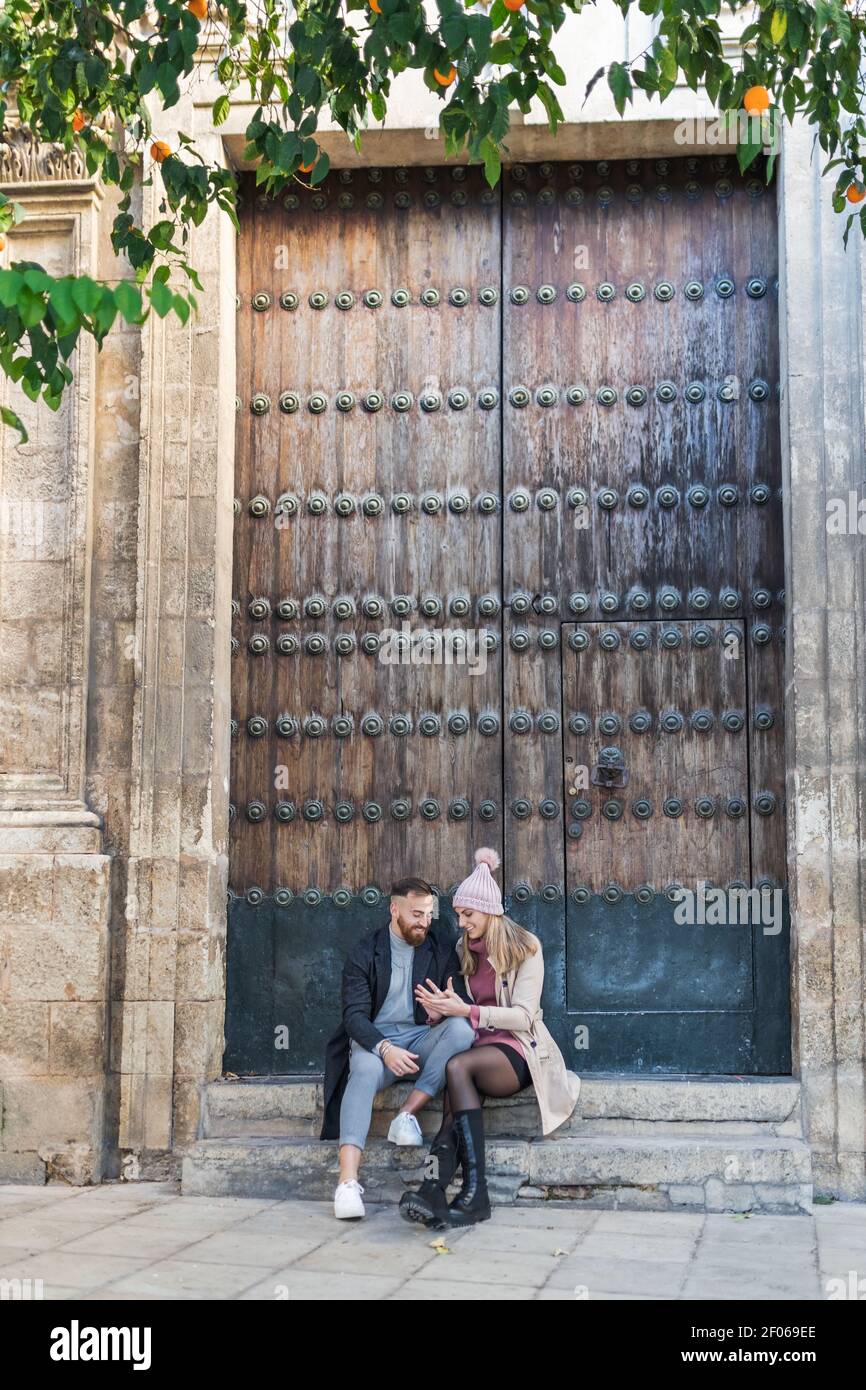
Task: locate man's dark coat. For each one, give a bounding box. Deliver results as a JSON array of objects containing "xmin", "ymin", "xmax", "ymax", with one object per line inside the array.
[{"xmin": 320, "ymin": 919, "xmax": 470, "ymax": 1141}]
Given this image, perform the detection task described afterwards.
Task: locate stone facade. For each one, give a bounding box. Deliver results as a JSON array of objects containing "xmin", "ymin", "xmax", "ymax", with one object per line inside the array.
[{"xmin": 0, "ymin": 11, "xmax": 864, "ymax": 1197}]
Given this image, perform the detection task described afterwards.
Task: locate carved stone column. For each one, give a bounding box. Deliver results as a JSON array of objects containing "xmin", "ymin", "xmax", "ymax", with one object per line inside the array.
[
  {"xmin": 117, "ymin": 101, "xmax": 235, "ymax": 1169},
  {"xmin": 779, "ymin": 119, "xmax": 866, "ymax": 1199},
  {"xmin": 0, "ymin": 130, "xmax": 111, "ymax": 1183}
]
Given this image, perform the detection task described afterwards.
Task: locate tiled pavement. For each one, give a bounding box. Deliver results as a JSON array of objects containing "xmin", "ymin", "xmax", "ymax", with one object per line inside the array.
[{"xmin": 0, "ymin": 1182, "xmax": 864, "ymax": 1300}]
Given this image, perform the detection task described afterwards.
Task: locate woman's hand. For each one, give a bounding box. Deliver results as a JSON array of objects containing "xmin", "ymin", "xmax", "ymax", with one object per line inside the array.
[{"xmin": 415, "ymin": 976, "xmax": 472, "ymax": 1019}]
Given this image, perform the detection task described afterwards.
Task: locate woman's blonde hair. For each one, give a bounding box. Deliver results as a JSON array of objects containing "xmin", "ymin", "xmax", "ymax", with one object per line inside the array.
[{"xmin": 457, "ymin": 911, "xmax": 539, "ymax": 978}]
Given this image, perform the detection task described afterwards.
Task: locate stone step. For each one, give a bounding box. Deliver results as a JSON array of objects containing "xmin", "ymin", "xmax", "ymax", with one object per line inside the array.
[
  {"xmin": 182, "ymin": 1132, "xmax": 813, "ymax": 1214},
  {"xmin": 203, "ymin": 1075, "xmax": 804, "ymax": 1140}
]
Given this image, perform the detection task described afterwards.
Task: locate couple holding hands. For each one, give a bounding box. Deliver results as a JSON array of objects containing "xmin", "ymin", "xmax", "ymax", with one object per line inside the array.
[{"xmin": 320, "ymin": 848, "xmax": 581, "ymax": 1227}]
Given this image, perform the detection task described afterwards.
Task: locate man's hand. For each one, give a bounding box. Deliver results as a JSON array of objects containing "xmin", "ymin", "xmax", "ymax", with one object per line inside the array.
[
  {"xmin": 415, "ymin": 976, "xmax": 472, "ymax": 1019},
  {"xmin": 380, "ymin": 1044, "xmax": 420, "ymax": 1077}
]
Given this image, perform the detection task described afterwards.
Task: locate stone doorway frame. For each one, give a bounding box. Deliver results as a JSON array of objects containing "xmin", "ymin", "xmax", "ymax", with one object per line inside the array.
[{"xmin": 125, "ymin": 110, "xmax": 866, "ymax": 1199}]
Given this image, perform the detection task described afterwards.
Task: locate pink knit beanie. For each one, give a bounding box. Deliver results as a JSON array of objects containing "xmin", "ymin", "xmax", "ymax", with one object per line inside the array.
[{"xmin": 452, "ymin": 848, "xmax": 503, "ymax": 915}]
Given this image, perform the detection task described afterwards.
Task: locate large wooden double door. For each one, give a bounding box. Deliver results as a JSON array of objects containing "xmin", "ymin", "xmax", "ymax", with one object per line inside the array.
[{"xmin": 226, "ymin": 156, "xmax": 790, "ymax": 1076}]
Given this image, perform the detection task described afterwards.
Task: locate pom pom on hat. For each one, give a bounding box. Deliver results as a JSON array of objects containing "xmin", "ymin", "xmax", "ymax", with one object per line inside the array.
[{"xmin": 453, "ymin": 845, "xmax": 504, "ymax": 915}]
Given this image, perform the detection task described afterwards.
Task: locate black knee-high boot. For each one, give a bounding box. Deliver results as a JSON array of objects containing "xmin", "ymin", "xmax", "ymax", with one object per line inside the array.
[
  {"xmin": 399, "ymin": 1124, "xmax": 459, "ymax": 1229},
  {"xmin": 448, "ymin": 1109, "xmax": 491, "ymax": 1224}
]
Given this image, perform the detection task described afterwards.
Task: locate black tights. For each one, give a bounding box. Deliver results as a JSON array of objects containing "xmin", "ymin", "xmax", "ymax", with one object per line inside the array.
[{"xmin": 436, "ymin": 1048, "xmax": 522, "ymax": 1137}]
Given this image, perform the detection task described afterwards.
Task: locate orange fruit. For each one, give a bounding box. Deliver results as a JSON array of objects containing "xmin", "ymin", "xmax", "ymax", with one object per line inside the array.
[
  {"xmin": 846, "ymin": 183, "xmax": 865, "ymax": 204},
  {"xmin": 433, "ymin": 65, "xmax": 457, "ymax": 87},
  {"xmin": 743, "ymin": 85, "xmax": 770, "ymax": 115},
  {"xmin": 370, "ymin": 0, "xmax": 381, "ymax": 10},
  {"xmin": 72, "ymin": 109, "xmax": 86, "ymax": 133},
  {"xmin": 503, "ymin": 0, "xmax": 525, "ymax": 9},
  {"xmin": 187, "ymin": 0, "xmax": 207, "ymax": 17},
  {"xmin": 299, "ymin": 158, "xmax": 316, "ymax": 173},
  {"xmin": 0, "ymin": 234, "xmax": 5, "ymax": 251},
  {"xmin": 150, "ymin": 140, "xmax": 171, "ymax": 163}
]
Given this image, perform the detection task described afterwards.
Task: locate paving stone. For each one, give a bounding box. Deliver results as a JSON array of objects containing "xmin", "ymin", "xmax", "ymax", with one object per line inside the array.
[
  {"xmin": 100, "ymin": 1258, "xmax": 267, "ymax": 1300},
  {"xmin": 238, "ymin": 1269, "xmax": 400, "ymax": 1300},
  {"xmin": 591, "ymin": 1210, "xmax": 705, "ymax": 1238},
  {"xmin": 0, "ymin": 1183, "xmax": 81, "ymax": 1201},
  {"xmin": 538, "ymin": 1288, "xmax": 674, "ymax": 1300},
  {"xmin": 54, "ymin": 1220, "xmax": 223, "ymax": 1263},
  {"xmin": 445, "ymin": 1223, "xmax": 584, "ymax": 1256},
  {"xmin": 176, "ymin": 1229, "xmax": 328, "ymax": 1267},
  {"xmin": 0, "ymin": 1215, "xmax": 117, "ymax": 1251},
  {"xmin": 119, "ymin": 1198, "xmax": 275, "ymax": 1230},
  {"xmin": 9, "ymin": 1250, "xmax": 152, "ymax": 1292},
  {"xmin": 290, "ymin": 1240, "xmax": 442, "ymax": 1280},
  {"xmin": 575, "ymin": 1231, "xmax": 698, "ymax": 1262},
  {"xmin": 411, "ymin": 1249, "xmax": 560, "ymax": 1288},
  {"xmin": 391, "ymin": 1279, "xmax": 540, "ymax": 1300},
  {"xmin": 543, "ymin": 1254, "xmax": 688, "ymax": 1298},
  {"xmin": 466, "ymin": 1205, "xmax": 599, "ymax": 1231},
  {"xmin": 700, "ymin": 1215, "xmax": 816, "ymax": 1248}
]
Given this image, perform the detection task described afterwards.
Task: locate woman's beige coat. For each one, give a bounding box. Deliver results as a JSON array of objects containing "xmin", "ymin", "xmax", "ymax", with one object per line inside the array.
[{"xmin": 463, "ymin": 939, "xmax": 581, "ymax": 1136}]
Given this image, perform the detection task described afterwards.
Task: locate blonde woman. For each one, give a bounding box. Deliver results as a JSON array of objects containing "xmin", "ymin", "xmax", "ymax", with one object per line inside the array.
[{"xmin": 399, "ymin": 848, "xmax": 581, "ymax": 1228}]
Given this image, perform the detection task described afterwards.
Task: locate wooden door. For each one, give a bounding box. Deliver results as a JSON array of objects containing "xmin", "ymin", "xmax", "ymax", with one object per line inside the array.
[
  {"xmin": 226, "ymin": 155, "xmax": 789, "ymax": 1076},
  {"xmin": 228, "ymin": 166, "xmax": 505, "ymax": 1071}
]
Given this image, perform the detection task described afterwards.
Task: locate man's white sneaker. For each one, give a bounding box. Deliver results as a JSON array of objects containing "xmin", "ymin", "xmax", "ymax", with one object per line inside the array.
[
  {"xmin": 387, "ymin": 1111, "xmax": 424, "ymax": 1146},
  {"xmin": 334, "ymin": 1179, "xmax": 365, "ymax": 1219}
]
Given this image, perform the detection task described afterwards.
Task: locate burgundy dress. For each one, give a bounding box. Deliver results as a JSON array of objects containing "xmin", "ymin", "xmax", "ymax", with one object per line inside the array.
[{"xmin": 466, "ymin": 936, "xmax": 529, "ymax": 1079}]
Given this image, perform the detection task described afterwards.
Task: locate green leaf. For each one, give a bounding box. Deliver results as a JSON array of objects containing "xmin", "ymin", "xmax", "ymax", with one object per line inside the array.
[
  {"xmin": 1, "ymin": 404, "xmax": 28, "ymax": 443},
  {"xmin": 310, "ymin": 152, "xmax": 331, "ymax": 186},
  {"xmin": 441, "ymin": 15, "xmax": 467, "ymax": 49},
  {"xmin": 156, "ymin": 61, "xmax": 181, "ymax": 108},
  {"xmin": 149, "ymin": 221, "xmax": 176, "ymax": 250},
  {"xmin": 607, "ymin": 62, "xmax": 632, "ymax": 116},
  {"xmin": 466, "ymin": 14, "xmax": 492, "ymax": 68},
  {"xmin": 114, "ymin": 281, "xmax": 145, "ymax": 323},
  {"xmin": 659, "ymin": 46, "xmax": 678, "ymax": 86},
  {"xmin": 737, "ymin": 138, "xmax": 763, "ymax": 174},
  {"xmin": 212, "ymin": 95, "xmax": 231, "ymax": 128},
  {"xmin": 48, "ymin": 279, "xmax": 78, "ymax": 330},
  {"xmin": 22, "ymin": 269, "xmax": 53, "ymax": 294},
  {"xmin": 149, "ymin": 279, "xmax": 174, "ymax": 317},
  {"xmin": 0, "ymin": 270, "xmax": 23, "ymax": 309},
  {"xmin": 71, "ymin": 277, "xmax": 102, "ymax": 316},
  {"xmin": 770, "ymin": 9, "xmax": 788, "ymax": 44},
  {"xmin": 480, "ymin": 136, "xmax": 501, "ymax": 188},
  {"xmin": 18, "ymin": 285, "xmax": 46, "ymax": 328}
]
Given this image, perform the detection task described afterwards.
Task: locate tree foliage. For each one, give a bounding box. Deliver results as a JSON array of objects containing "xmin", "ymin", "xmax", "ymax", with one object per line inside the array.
[{"xmin": 0, "ymin": 0, "xmax": 864, "ymax": 436}]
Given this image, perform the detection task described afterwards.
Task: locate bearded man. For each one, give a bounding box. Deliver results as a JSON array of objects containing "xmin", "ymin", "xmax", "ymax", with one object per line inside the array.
[{"xmin": 320, "ymin": 877, "xmax": 474, "ymax": 1220}]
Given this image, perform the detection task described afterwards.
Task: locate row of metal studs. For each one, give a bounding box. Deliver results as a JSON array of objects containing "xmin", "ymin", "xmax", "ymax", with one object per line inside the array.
[
  {"xmin": 234, "ymin": 592, "xmax": 784, "ymax": 621},
  {"xmin": 238, "ymin": 484, "xmax": 780, "ymax": 516},
  {"xmin": 232, "ymin": 625, "xmax": 784, "ymax": 656},
  {"xmin": 232, "ymin": 708, "xmax": 773, "ymax": 739},
  {"xmin": 228, "ymin": 878, "xmax": 780, "ymax": 907},
  {"xmin": 244, "ymin": 379, "xmax": 774, "ymax": 414},
  {"xmin": 245, "ymin": 278, "xmax": 773, "ymax": 312},
  {"xmin": 251, "ymin": 156, "xmax": 741, "ymax": 187},
  {"xmin": 230, "ymin": 792, "xmax": 778, "ymax": 824},
  {"xmin": 271, "ymin": 178, "xmax": 765, "ymax": 213}
]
